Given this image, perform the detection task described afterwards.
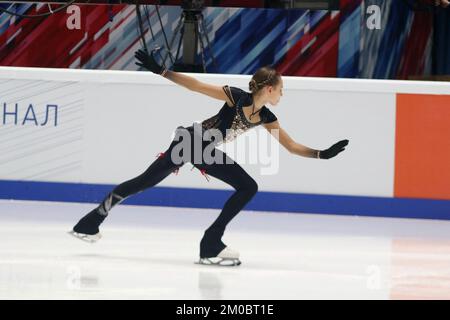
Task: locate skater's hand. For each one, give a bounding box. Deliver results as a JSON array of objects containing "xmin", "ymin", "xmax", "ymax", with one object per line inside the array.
[
  {"xmin": 318, "ymin": 139, "xmax": 349, "ymax": 159},
  {"xmin": 135, "ymin": 49, "xmax": 166, "ymax": 75}
]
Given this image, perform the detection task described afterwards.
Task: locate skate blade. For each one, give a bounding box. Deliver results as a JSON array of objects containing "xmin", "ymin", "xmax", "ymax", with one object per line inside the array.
[
  {"xmin": 68, "ymin": 230, "xmax": 101, "ymax": 243},
  {"xmin": 196, "ymin": 257, "xmax": 241, "ymax": 267}
]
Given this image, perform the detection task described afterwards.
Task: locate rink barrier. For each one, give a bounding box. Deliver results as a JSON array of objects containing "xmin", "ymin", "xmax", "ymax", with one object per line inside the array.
[
  {"xmin": 0, "ymin": 180, "xmax": 449, "ymax": 220},
  {"xmin": 1, "ymin": 67, "xmax": 450, "ymax": 219}
]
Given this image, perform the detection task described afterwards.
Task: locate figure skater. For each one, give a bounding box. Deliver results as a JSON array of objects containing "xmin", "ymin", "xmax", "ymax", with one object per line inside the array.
[{"xmin": 69, "ymin": 49, "xmax": 349, "ymax": 266}]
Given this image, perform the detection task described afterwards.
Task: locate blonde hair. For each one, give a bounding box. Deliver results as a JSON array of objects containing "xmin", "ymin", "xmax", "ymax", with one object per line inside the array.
[{"xmin": 249, "ymin": 66, "xmax": 281, "ymax": 94}]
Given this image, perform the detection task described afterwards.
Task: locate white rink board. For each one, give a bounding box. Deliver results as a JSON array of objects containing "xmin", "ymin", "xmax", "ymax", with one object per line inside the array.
[{"xmin": 2, "ymin": 67, "xmax": 450, "ymax": 198}]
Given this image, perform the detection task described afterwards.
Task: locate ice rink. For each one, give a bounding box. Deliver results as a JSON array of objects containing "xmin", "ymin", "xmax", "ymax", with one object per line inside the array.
[{"xmin": 0, "ymin": 199, "xmax": 449, "ymax": 300}]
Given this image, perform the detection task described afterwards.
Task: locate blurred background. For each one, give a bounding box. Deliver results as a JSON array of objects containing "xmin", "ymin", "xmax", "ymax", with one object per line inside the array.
[{"xmin": 0, "ymin": 0, "xmax": 448, "ymax": 80}]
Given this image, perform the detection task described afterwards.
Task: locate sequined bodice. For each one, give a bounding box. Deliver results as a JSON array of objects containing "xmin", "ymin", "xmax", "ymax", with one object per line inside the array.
[
  {"xmin": 194, "ymin": 86, "xmax": 277, "ymax": 146},
  {"xmin": 201, "ymin": 103, "xmax": 263, "ymax": 145}
]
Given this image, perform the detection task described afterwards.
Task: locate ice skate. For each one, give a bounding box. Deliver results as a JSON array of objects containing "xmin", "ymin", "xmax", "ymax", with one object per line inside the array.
[
  {"xmin": 68, "ymin": 230, "xmax": 102, "ymax": 243},
  {"xmin": 68, "ymin": 208, "xmax": 105, "ymax": 243},
  {"xmin": 197, "ymin": 247, "xmax": 241, "ymax": 266}
]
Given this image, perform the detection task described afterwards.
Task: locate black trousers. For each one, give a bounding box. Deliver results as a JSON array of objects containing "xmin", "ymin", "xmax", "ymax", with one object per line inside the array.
[{"xmin": 100, "ymin": 126, "xmax": 258, "ymax": 258}]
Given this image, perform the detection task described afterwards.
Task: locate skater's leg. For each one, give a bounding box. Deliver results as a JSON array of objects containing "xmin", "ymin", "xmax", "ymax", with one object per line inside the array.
[
  {"xmin": 72, "ymin": 139, "xmax": 184, "ymax": 239},
  {"xmin": 97, "ymin": 150, "xmax": 182, "ymax": 216},
  {"xmin": 192, "ymin": 149, "xmax": 258, "ymax": 259}
]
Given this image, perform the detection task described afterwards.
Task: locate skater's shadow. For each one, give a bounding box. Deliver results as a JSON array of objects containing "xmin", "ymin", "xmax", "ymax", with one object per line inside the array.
[
  {"xmin": 70, "ymin": 254, "xmax": 226, "ymax": 298},
  {"xmin": 198, "ymin": 271, "xmax": 223, "ymax": 299}
]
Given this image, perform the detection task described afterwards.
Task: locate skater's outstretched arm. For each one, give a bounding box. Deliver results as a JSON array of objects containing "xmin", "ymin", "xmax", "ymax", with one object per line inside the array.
[
  {"xmin": 135, "ymin": 49, "xmax": 234, "ymax": 106},
  {"xmin": 263, "ymin": 120, "xmax": 349, "ymax": 159}
]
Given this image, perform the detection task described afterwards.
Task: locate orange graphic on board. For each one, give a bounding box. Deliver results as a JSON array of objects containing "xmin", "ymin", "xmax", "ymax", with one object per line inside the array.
[{"xmin": 395, "ymin": 94, "xmax": 450, "ymax": 200}]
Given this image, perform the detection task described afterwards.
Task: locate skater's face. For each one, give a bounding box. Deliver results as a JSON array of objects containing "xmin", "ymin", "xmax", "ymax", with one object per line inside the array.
[{"xmin": 266, "ymin": 79, "xmax": 283, "ymax": 106}]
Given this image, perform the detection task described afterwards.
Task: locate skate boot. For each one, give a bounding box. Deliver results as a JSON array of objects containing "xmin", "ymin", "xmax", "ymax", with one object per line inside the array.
[
  {"xmin": 68, "ymin": 208, "xmax": 105, "ymax": 243},
  {"xmin": 197, "ymin": 247, "xmax": 241, "ymax": 266},
  {"xmin": 197, "ymin": 229, "xmax": 241, "ymax": 266}
]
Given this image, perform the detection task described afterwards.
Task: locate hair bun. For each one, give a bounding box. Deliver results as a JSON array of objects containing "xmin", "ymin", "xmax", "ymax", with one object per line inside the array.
[
  {"xmin": 249, "ymin": 66, "xmax": 280, "ymax": 94},
  {"xmin": 249, "ymin": 79, "xmax": 258, "ymax": 92}
]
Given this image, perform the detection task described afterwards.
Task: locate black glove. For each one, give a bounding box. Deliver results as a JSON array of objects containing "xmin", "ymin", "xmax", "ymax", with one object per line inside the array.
[
  {"xmin": 135, "ymin": 49, "xmax": 166, "ymax": 75},
  {"xmin": 319, "ymin": 139, "xmax": 349, "ymax": 159}
]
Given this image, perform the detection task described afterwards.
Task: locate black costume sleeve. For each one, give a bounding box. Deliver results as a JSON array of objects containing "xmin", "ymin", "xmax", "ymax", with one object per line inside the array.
[
  {"xmin": 261, "ymin": 107, "xmax": 278, "ymax": 124},
  {"xmin": 223, "ymin": 85, "xmax": 278, "ymax": 124},
  {"xmin": 222, "ymin": 85, "xmax": 247, "ymax": 107}
]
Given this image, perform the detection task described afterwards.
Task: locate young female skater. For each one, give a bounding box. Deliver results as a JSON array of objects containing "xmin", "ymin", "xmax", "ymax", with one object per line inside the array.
[{"xmin": 70, "ymin": 49, "xmax": 349, "ymax": 266}]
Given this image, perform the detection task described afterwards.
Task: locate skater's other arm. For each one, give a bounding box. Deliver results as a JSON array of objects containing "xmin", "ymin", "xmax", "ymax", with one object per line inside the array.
[
  {"xmin": 165, "ymin": 71, "xmax": 234, "ymax": 107},
  {"xmin": 264, "ymin": 120, "xmax": 319, "ymax": 158},
  {"xmin": 263, "ymin": 120, "xmax": 349, "ymax": 159},
  {"xmin": 134, "ymin": 49, "xmax": 234, "ymax": 106}
]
